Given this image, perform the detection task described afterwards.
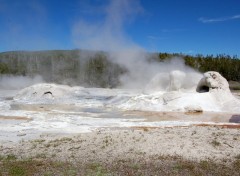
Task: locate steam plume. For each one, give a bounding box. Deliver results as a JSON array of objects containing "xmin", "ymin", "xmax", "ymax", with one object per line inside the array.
[
  {"xmin": 0, "ymin": 75, "xmax": 44, "ymax": 90},
  {"xmin": 72, "ymin": 0, "xmax": 201, "ymax": 90}
]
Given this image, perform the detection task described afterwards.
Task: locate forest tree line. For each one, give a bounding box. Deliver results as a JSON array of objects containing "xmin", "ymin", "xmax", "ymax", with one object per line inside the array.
[
  {"xmin": 156, "ymin": 52, "xmax": 240, "ymax": 82},
  {"xmin": 0, "ymin": 50, "xmax": 239, "ymax": 88},
  {"xmin": 0, "ymin": 50, "xmax": 125, "ymax": 88}
]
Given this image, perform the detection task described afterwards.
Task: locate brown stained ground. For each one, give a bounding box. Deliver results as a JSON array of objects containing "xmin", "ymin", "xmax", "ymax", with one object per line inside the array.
[
  {"xmin": 124, "ymin": 110, "xmax": 236, "ymax": 123},
  {"xmin": 0, "ymin": 116, "xmax": 30, "ymax": 121},
  {"xmin": 130, "ymin": 123, "xmax": 240, "ymax": 132}
]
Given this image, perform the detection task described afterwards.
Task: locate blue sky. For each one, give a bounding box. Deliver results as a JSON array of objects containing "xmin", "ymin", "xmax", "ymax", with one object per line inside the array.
[{"xmin": 0, "ymin": 0, "xmax": 239, "ymax": 56}]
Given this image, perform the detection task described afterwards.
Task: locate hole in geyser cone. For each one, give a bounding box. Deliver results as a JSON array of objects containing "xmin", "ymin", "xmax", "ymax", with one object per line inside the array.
[
  {"xmin": 43, "ymin": 91, "xmax": 53, "ymax": 95},
  {"xmin": 197, "ymin": 85, "xmax": 210, "ymax": 93}
]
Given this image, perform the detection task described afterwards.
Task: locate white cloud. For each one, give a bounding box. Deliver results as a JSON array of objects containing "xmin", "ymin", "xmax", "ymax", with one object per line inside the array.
[
  {"xmin": 147, "ymin": 35, "xmax": 157, "ymax": 39},
  {"xmin": 161, "ymin": 28, "xmax": 186, "ymax": 33},
  {"xmin": 199, "ymin": 14, "xmax": 240, "ymax": 23},
  {"xmin": 147, "ymin": 35, "xmax": 165, "ymax": 40}
]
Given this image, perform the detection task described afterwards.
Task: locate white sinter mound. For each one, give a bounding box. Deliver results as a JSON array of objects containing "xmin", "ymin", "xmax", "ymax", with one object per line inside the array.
[
  {"xmin": 14, "ymin": 83, "xmax": 77, "ymax": 100},
  {"xmin": 14, "ymin": 71, "xmax": 240, "ymax": 113},
  {"xmin": 119, "ymin": 71, "xmax": 240, "ymax": 112},
  {"xmin": 196, "ymin": 71, "xmax": 240, "ymax": 112}
]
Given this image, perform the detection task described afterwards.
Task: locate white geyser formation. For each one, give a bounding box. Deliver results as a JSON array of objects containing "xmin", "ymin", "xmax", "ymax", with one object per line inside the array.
[{"xmin": 13, "ymin": 71, "xmax": 240, "ymax": 113}]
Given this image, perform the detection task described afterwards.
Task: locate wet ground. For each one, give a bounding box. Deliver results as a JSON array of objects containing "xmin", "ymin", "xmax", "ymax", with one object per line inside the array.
[
  {"xmin": 0, "ymin": 89, "xmax": 240, "ymax": 142},
  {"xmin": 8, "ymin": 103, "xmax": 240, "ymax": 123}
]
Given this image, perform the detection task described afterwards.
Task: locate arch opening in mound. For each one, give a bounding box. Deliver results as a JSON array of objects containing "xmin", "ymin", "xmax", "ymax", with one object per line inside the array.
[
  {"xmin": 197, "ymin": 85, "xmax": 209, "ymax": 93},
  {"xmin": 196, "ymin": 71, "xmax": 230, "ymax": 93},
  {"xmin": 196, "ymin": 78, "xmax": 210, "ymax": 93}
]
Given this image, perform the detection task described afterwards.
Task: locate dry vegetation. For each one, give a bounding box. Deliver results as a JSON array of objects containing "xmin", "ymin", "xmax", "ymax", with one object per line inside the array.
[{"xmin": 0, "ymin": 126, "xmax": 240, "ymax": 175}]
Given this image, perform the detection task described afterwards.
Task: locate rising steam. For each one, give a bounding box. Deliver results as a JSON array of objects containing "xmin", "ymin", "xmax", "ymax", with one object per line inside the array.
[
  {"xmin": 72, "ymin": 0, "xmax": 202, "ymax": 90},
  {"xmin": 72, "ymin": 0, "xmax": 142, "ymax": 51},
  {"xmin": 0, "ymin": 75, "xmax": 44, "ymax": 90}
]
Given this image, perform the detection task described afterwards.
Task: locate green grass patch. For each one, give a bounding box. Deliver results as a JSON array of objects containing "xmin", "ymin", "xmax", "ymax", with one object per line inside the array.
[
  {"xmin": 9, "ymin": 165, "xmax": 26, "ymax": 176},
  {"xmin": 0, "ymin": 155, "xmax": 239, "ymax": 175},
  {"xmin": 6, "ymin": 154, "xmax": 17, "ymax": 161},
  {"xmin": 211, "ymin": 139, "xmax": 221, "ymax": 147}
]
